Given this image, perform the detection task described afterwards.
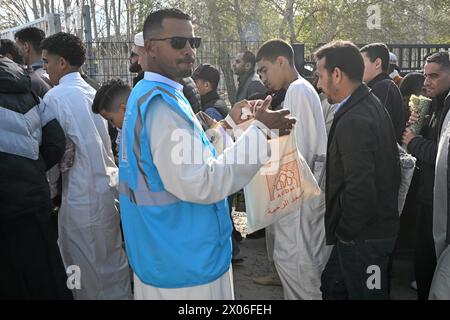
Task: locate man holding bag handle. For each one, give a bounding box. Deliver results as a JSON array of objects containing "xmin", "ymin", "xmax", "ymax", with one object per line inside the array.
[{"xmin": 119, "ymin": 8, "xmax": 295, "ymax": 300}]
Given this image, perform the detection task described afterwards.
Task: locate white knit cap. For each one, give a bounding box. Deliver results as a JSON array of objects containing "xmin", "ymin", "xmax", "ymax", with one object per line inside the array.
[
  {"xmin": 389, "ymin": 52, "xmax": 398, "ymax": 65},
  {"xmin": 134, "ymin": 32, "xmax": 144, "ymax": 47}
]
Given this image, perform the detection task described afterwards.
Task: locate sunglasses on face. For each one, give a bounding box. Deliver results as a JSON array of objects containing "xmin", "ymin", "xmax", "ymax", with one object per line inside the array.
[{"xmin": 149, "ymin": 37, "xmax": 202, "ymax": 49}]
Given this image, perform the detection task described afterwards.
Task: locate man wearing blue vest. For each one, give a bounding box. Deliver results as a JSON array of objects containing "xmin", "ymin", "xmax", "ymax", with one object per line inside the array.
[{"xmin": 119, "ymin": 8, "xmax": 296, "ymax": 300}]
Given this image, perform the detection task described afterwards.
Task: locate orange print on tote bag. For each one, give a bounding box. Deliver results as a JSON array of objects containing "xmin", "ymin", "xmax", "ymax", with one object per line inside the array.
[{"xmin": 244, "ymin": 131, "xmax": 321, "ymax": 234}]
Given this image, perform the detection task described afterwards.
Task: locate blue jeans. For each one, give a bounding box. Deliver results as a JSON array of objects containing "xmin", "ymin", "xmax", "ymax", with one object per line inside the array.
[{"xmin": 321, "ymin": 237, "xmax": 396, "ymax": 300}]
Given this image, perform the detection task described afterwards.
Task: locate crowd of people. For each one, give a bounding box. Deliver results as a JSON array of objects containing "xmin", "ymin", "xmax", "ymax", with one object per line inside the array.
[{"xmin": 1, "ymin": 7, "xmax": 449, "ymax": 300}]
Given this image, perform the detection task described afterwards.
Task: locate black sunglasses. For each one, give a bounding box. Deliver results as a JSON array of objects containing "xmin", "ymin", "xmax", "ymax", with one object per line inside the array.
[{"xmin": 149, "ymin": 37, "xmax": 202, "ymax": 49}]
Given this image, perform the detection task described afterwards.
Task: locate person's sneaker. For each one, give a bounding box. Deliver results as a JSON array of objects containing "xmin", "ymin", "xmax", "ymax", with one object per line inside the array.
[{"xmin": 253, "ymin": 273, "xmax": 282, "ymax": 286}]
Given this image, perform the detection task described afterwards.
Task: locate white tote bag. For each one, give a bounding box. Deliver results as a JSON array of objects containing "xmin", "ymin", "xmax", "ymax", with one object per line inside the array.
[{"xmin": 244, "ymin": 132, "xmax": 321, "ymax": 234}]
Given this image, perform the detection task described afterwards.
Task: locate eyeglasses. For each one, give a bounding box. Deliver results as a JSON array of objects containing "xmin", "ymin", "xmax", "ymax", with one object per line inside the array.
[{"xmin": 149, "ymin": 37, "xmax": 202, "ymax": 49}]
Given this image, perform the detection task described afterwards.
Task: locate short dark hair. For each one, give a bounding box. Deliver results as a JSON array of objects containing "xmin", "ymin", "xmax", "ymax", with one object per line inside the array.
[
  {"xmin": 15, "ymin": 27, "xmax": 46, "ymax": 52},
  {"xmin": 0, "ymin": 39, "xmax": 23, "ymax": 64},
  {"xmin": 92, "ymin": 78, "xmax": 131, "ymax": 114},
  {"xmin": 426, "ymin": 51, "xmax": 450, "ymax": 71},
  {"xmin": 256, "ymin": 39, "xmax": 294, "ymax": 66},
  {"xmin": 399, "ymin": 72, "xmax": 425, "ymax": 97},
  {"xmin": 241, "ymin": 50, "xmax": 257, "ymax": 71},
  {"xmin": 314, "ymin": 40, "xmax": 364, "ymax": 83},
  {"xmin": 360, "ymin": 43, "xmax": 390, "ymax": 73},
  {"xmin": 143, "ymin": 8, "xmax": 191, "ymax": 40},
  {"xmin": 40, "ymin": 32, "xmax": 86, "ymax": 67},
  {"xmin": 192, "ymin": 63, "xmax": 220, "ymax": 90}
]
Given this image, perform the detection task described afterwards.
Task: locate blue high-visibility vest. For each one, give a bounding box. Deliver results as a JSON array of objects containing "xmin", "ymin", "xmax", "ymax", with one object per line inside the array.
[{"xmin": 119, "ymin": 79, "xmax": 232, "ymax": 288}]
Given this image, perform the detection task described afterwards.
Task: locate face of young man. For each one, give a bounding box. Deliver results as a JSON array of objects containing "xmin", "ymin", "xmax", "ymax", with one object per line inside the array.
[
  {"xmin": 423, "ymin": 62, "xmax": 450, "ymax": 98},
  {"xmin": 99, "ymin": 97, "xmax": 127, "ymax": 129},
  {"xmin": 361, "ymin": 52, "xmax": 381, "ymax": 84},
  {"xmin": 194, "ymin": 78, "xmax": 211, "ymax": 96},
  {"xmin": 146, "ymin": 18, "xmax": 196, "ymax": 81},
  {"xmin": 316, "ymin": 57, "xmax": 339, "ymax": 104},
  {"xmin": 257, "ymin": 58, "xmax": 284, "ymax": 92},
  {"xmin": 42, "ymin": 49, "xmax": 66, "ymax": 85}
]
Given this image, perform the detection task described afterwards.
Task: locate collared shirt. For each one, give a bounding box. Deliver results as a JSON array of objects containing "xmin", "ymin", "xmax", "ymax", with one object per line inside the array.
[
  {"xmin": 144, "ymin": 72, "xmax": 184, "ymax": 92},
  {"xmin": 334, "ymin": 95, "xmax": 351, "ymax": 113}
]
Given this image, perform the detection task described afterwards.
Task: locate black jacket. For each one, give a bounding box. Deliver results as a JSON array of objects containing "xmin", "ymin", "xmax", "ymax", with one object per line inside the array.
[
  {"xmin": 408, "ymin": 90, "xmax": 450, "ymax": 206},
  {"xmin": 180, "ymin": 77, "xmax": 202, "ymax": 113},
  {"xmin": 368, "ymin": 73, "xmax": 405, "ymax": 143},
  {"xmin": 236, "ymin": 71, "xmax": 266, "ymax": 102},
  {"xmin": 325, "ymin": 84, "xmax": 400, "ymax": 244},
  {"xmin": 200, "ymin": 90, "xmax": 230, "ymax": 119},
  {"xmin": 0, "ymin": 56, "xmax": 65, "ymax": 221}
]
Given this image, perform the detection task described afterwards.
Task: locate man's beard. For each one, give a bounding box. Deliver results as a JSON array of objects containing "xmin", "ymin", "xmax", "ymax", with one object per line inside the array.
[
  {"xmin": 129, "ymin": 62, "xmax": 142, "ymax": 73},
  {"xmin": 175, "ymin": 57, "xmax": 195, "ymax": 78}
]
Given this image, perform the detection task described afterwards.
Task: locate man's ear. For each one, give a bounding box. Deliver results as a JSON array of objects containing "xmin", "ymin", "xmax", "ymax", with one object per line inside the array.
[
  {"xmin": 59, "ymin": 56, "xmax": 69, "ymax": 70},
  {"xmin": 24, "ymin": 42, "xmax": 31, "ymax": 53},
  {"xmin": 277, "ymin": 56, "xmax": 288, "ymax": 68},
  {"xmin": 144, "ymin": 38, "xmax": 156, "ymax": 59},
  {"xmin": 333, "ymin": 67, "xmax": 343, "ymax": 84},
  {"xmin": 375, "ymin": 57, "xmax": 383, "ymax": 70},
  {"xmin": 119, "ymin": 102, "xmax": 127, "ymax": 113}
]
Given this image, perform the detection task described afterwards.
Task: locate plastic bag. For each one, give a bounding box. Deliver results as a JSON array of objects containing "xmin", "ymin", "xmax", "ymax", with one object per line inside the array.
[
  {"xmin": 244, "ymin": 131, "xmax": 321, "ymax": 234},
  {"xmin": 398, "ymin": 144, "xmax": 416, "ymax": 215}
]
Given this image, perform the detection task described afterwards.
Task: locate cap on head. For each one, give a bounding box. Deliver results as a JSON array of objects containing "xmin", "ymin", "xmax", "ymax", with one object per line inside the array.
[
  {"xmin": 134, "ymin": 32, "xmax": 144, "ymax": 47},
  {"xmin": 389, "ymin": 52, "xmax": 398, "ymax": 65}
]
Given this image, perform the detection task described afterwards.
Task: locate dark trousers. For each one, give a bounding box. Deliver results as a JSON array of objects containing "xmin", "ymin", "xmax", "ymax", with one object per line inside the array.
[
  {"xmin": 0, "ymin": 209, "xmax": 73, "ymax": 300},
  {"xmin": 414, "ymin": 203, "xmax": 437, "ymax": 300},
  {"xmin": 321, "ymin": 237, "xmax": 396, "ymax": 300}
]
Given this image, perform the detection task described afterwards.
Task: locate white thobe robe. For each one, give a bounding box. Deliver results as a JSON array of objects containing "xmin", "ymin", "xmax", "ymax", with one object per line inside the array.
[
  {"xmin": 273, "ymin": 76, "xmax": 332, "ymax": 300},
  {"xmin": 132, "ymin": 72, "xmax": 272, "ymax": 299},
  {"xmin": 42, "ymin": 72, "xmax": 131, "ymax": 300}
]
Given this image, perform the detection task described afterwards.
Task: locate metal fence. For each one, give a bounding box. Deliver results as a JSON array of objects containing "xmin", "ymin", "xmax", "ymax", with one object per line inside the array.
[
  {"xmin": 83, "ymin": 40, "xmax": 267, "ymax": 102},
  {"xmin": 0, "ymin": 14, "xmax": 61, "ymax": 40},
  {"xmin": 302, "ymin": 43, "xmax": 450, "ymax": 74},
  {"xmin": 83, "ymin": 40, "xmax": 450, "ymax": 102},
  {"xmin": 389, "ymin": 44, "xmax": 450, "ymax": 73}
]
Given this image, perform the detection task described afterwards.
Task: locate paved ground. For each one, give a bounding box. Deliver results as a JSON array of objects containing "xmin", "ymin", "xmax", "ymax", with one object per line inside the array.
[{"xmin": 233, "ymin": 232, "xmax": 417, "ymax": 300}]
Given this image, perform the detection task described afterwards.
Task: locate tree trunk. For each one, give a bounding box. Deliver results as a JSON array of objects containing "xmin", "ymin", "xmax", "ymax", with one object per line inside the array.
[
  {"xmin": 233, "ymin": 0, "xmax": 246, "ymax": 46},
  {"xmin": 208, "ymin": 0, "xmax": 237, "ymax": 105},
  {"xmin": 39, "ymin": 0, "xmax": 45, "ymax": 17},
  {"xmin": 278, "ymin": 0, "xmax": 295, "ymax": 41},
  {"xmin": 44, "ymin": 0, "xmax": 50, "ymax": 14},
  {"xmin": 111, "ymin": 0, "xmax": 120, "ymax": 38},
  {"xmin": 117, "ymin": 0, "xmax": 121, "ymax": 37},
  {"xmin": 126, "ymin": 0, "xmax": 130, "ymax": 39},
  {"xmin": 90, "ymin": 0, "xmax": 98, "ymax": 40},
  {"xmin": 63, "ymin": 0, "xmax": 72, "ymax": 32},
  {"xmin": 105, "ymin": 0, "xmax": 111, "ymax": 39},
  {"xmin": 31, "ymin": 0, "xmax": 39, "ymax": 19}
]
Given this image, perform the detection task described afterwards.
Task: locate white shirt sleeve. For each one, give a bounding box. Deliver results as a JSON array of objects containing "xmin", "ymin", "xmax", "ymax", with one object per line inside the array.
[
  {"xmin": 284, "ymin": 81, "xmax": 327, "ymax": 167},
  {"xmin": 145, "ymin": 96, "xmax": 271, "ymax": 204}
]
